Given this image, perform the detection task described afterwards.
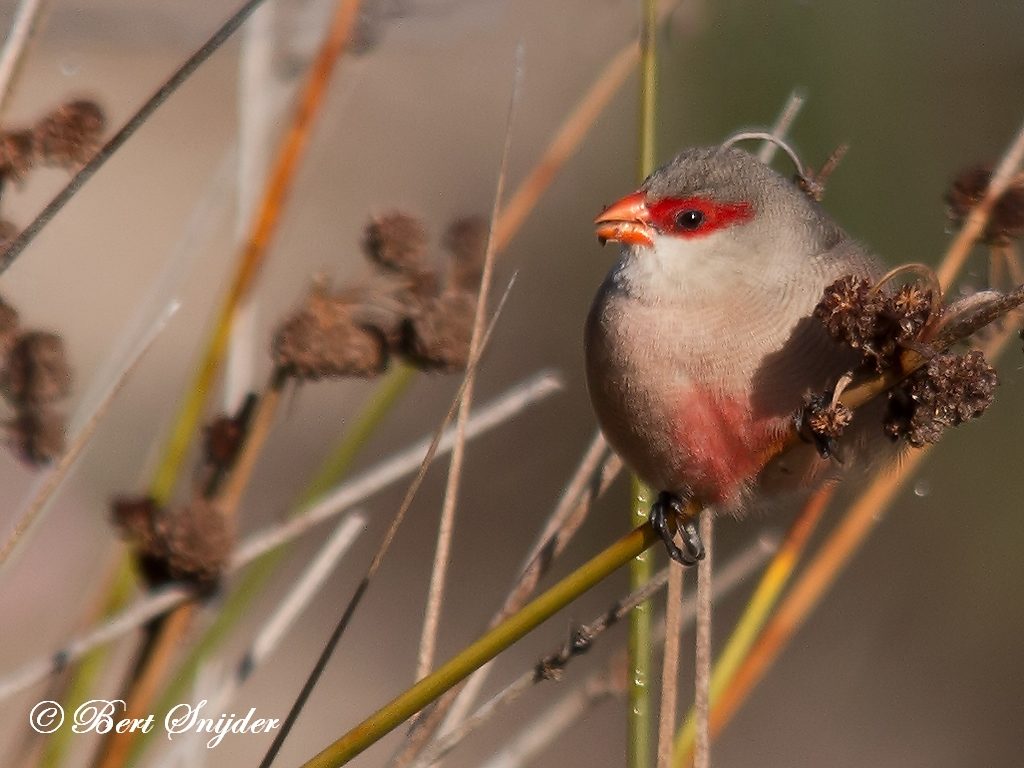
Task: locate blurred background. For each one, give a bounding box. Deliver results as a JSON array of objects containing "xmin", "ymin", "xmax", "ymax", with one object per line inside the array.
[{"xmin": 0, "ymin": 0, "xmax": 1022, "ymax": 766}]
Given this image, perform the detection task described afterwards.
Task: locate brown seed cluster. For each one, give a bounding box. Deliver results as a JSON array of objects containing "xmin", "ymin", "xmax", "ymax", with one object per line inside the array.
[
  {"xmin": 815, "ymin": 274, "xmax": 1000, "ymax": 448},
  {"xmin": 0, "ymin": 99, "xmax": 106, "ymax": 247},
  {"xmin": 884, "ymin": 351, "xmax": 998, "ymax": 447},
  {"xmin": 946, "ymin": 164, "xmax": 1024, "ymax": 244},
  {"xmin": 274, "ymin": 212, "xmax": 488, "ymax": 379},
  {"xmin": 0, "ymin": 98, "xmax": 105, "ymax": 182},
  {"xmin": 111, "ymin": 495, "xmax": 233, "ymax": 591},
  {"xmin": 814, "ymin": 276, "xmax": 933, "ymax": 370},
  {"xmin": 0, "ymin": 297, "xmax": 71, "ymax": 466}
]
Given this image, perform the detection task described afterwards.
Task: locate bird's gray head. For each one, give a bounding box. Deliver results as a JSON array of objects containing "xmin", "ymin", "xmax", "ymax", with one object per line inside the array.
[{"xmin": 594, "ymin": 145, "xmax": 845, "ymax": 300}]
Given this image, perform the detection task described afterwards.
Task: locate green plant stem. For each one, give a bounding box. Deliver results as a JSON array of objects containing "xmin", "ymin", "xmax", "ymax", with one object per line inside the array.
[
  {"xmin": 300, "ymin": 522, "xmax": 660, "ymax": 768},
  {"xmin": 129, "ymin": 365, "xmax": 415, "ymax": 762},
  {"xmin": 629, "ymin": 2, "xmax": 658, "ymax": 766}
]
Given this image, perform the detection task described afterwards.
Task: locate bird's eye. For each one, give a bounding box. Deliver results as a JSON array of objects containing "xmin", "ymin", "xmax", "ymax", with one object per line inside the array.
[{"xmin": 675, "ymin": 209, "xmax": 705, "ymax": 230}]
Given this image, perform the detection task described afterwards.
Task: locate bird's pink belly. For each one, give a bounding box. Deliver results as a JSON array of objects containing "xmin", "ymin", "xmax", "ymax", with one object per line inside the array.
[{"xmin": 661, "ymin": 389, "xmax": 782, "ymax": 506}]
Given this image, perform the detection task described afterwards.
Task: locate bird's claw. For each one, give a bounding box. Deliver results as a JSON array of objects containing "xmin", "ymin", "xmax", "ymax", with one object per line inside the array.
[{"xmin": 650, "ymin": 491, "xmax": 704, "ymax": 566}]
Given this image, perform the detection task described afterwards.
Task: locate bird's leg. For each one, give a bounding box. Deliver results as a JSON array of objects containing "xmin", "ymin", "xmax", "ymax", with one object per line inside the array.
[{"xmin": 650, "ymin": 491, "xmax": 704, "ymax": 565}]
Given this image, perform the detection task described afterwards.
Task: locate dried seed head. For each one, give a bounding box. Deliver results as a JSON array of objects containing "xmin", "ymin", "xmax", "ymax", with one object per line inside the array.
[
  {"xmin": 885, "ymin": 350, "xmax": 998, "ymax": 447},
  {"xmin": 33, "ymin": 99, "xmax": 106, "ymax": 169},
  {"xmin": 399, "ymin": 290, "xmax": 477, "ymax": 372},
  {"xmin": 363, "ymin": 212, "xmax": 432, "ymax": 275},
  {"xmin": 1, "ymin": 331, "xmax": 72, "ymax": 407},
  {"xmin": 6, "ymin": 407, "xmax": 65, "ymax": 465},
  {"xmin": 0, "ymin": 220, "xmax": 18, "ymax": 252},
  {"xmin": 815, "ymin": 275, "xmax": 935, "ymax": 370},
  {"xmin": 204, "ymin": 415, "xmax": 245, "ymax": 468},
  {"xmin": 946, "ymin": 165, "xmax": 1024, "ymax": 244},
  {"xmin": 804, "ymin": 396, "xmax": 853, "ymax": 439},
  {"xmin": 814, "ymin": 275, "xmax": 872, "ymax": 346},
  {"xmin": 0, "ymin": 130, "xmax": 34, "ymax": 180},
  {"xmin": 274, "ymin": 284, "xmax": 389, "ymax": 379},
  {"xmin": 0, "ymin": 293, "xmax": 19, "ymax": 364},
  {"xmin": 444, "ymin": 215, "xmax": 488, "ymax": 291},
  {"xmin": 112, "ymin": 496, "xmax": 233, "ymax": 590}
]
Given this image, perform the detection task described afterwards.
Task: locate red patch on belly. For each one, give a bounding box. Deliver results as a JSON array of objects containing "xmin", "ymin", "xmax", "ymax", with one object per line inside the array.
[{"xmin": 671, "ymin": 389, "xmax": 781, "ymax": 505}]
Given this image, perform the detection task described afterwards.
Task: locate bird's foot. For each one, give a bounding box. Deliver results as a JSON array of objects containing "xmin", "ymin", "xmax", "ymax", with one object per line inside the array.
[
  {"xmin": 650, "ymin": 491, "xmax": 704, "ymax": 566},
  {"xmin": 796, "ymin": 374, "xmax": 855, "ymax": 461}
]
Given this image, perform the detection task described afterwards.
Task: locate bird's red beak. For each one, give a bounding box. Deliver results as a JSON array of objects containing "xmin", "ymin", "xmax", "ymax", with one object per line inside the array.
[{"xmin": 594, "ymin": 191, "xmax": 654, "ymax": 247}]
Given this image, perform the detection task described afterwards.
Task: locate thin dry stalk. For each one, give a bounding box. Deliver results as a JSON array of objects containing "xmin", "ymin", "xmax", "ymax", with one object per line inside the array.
[
  {"xmin": 0, "ymin": 0, "xmax": 47, "ymax": 116},
  {"xmin": 93, "ymin": 606, "xmax": 194, "ymax": 768},
  {"xmin": 756, "ymin": 90, "xmax": 805, "ymax": 165},
  {"xmin": 416, "ymin": 56, "xmax": 523, "ymax": 681},
  {"xmin": 693, "ymin": 513, "xmax": 713, "ymax": 768},
  {"xmin": 656, "ymin": 563, "xmax": 685, "ymax": 768}
]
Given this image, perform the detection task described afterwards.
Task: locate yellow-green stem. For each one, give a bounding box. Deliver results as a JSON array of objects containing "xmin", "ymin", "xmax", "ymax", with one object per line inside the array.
[
  {"xmin": 300, "ymin": 523, "xmax": 660, "ymax": 768},
  {"xmin": 630, "ymin": 2, "xmax": 658, "ymax": 766}
]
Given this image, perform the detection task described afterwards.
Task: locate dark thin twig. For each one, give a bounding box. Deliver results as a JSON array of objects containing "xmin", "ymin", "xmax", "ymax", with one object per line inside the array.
[{"xmin": 0, "ymin": 0, "xmax": 270, "ymax": 276}]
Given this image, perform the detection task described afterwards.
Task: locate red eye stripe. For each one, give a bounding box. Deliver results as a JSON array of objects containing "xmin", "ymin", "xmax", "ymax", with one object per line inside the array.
[{"xmin": 646, "ymin": 196, "xmax": 753, "ymax": 238}]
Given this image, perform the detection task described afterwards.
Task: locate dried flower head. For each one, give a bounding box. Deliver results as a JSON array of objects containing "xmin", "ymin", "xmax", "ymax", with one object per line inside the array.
[
  {"xmin": 274, "ymin": 283, "xmax": 389, "ymax": 379},
  {"xmin": 0, "ymin": 220, "xmax": 18, "ymax": 252},
  {"xmin": 399, "ymin": 290, "xmax": 477, "ymax": 372},
  {"xmin": 112, "ymin": 496, "xmax": 233, "ymax": 590},
  {"xmin": 946, "ymin": 164, "xmax": 1024, "ymax": 244},
  {"xmin": 363, "ymin": 211, "xmax": 431, "ymax": 273},
  {"xmin": 1, "ymin": 331, "xmax": 72, "ymax": 407},
  {"xmin": 6, "ymin": 407, "xmax": 65, "ymax": 465},
  {"xmin": 815, "ymin": 275, "xmax": 935, "ymax": 370},
  {"xmin": 444, "ymin": 215, "xmax": 488, "ymax": 291},
  {"xmin": 0, "ymin": 130, "xmax": 34, "ymax": 181},
  {"xmin": 885, "ymin": 350, "xmax": 998, "ymax": 447},
  {"xmin": 32, "ymin": 99, "xmax": 106, "ymax": 168},
  {"xmin": 0, "ymin": 293, "xmax": 19, "ymax": 364}
]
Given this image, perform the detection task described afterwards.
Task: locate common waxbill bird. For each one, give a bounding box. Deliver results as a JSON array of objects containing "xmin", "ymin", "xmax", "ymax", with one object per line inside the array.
[{"xmin": 586, "ymin": 143, "xmax": 882, "ymax": 563}]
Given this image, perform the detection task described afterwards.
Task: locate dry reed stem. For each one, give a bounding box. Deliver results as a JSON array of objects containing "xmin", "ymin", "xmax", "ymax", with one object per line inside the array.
[
  {"xmin": 93, "ymin": 606, "xmax": 195, "ymax": 768},
  {"xmin": 416, "ymin": 56, "xmax": 523, "ymax": 681},
  {"xmin": 149, "ymin": 0, "xmax": 365, "ymax": 505},
  {"xmin": 656, "ymin": 563, "xmax": 685, "ymax": 768},
  {"xmin": 692, "ymin": 513, "xmax": 713, "ymax": 768},
  {"xmin": 757, "ymin": 90, "xmax": 805, "ymax": 165},
  {"xmin": 0, "ymin": 0, "xmax": 46, "ymax": 116}
]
